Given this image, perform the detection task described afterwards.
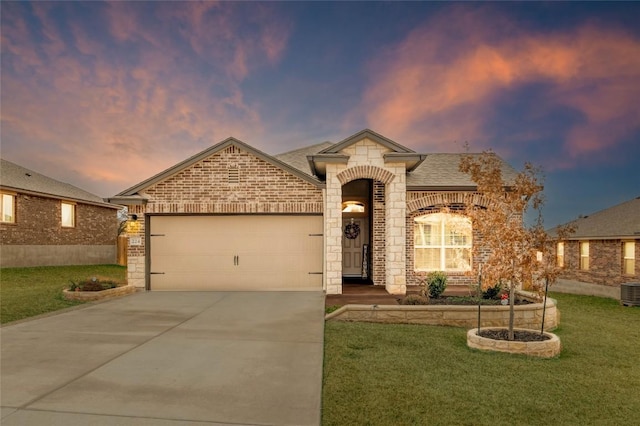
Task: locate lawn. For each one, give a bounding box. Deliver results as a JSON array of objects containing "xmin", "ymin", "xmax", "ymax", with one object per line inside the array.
[
  {"xmin": 0, "ymin": 264, "xmax": 126, "ymax": 324},
  {"xmin": 323, "ymin": 293, "xmax": 640, "ymax": 425}
]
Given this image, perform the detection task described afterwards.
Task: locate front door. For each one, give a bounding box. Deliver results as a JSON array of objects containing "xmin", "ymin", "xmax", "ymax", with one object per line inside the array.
[{"xmin": 342, "ymin": 216, "xmax": 369, "ymax": 277}]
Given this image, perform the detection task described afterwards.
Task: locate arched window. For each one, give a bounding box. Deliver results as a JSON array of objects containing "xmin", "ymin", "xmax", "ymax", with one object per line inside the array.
[{"xmin": 414, "ymin": 213, "xmax": 472, "ymax": 271}]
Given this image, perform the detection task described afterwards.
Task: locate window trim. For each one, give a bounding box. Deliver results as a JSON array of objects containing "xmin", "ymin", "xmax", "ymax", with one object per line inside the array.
[
  {"xmin": 414, "ymin": 212, "xmax": 472, "ymax": 272},
  {"xmin": 61, "ymin": 201, "xmax": 76, "ymax": 228},
  {"xmin": 557, "ymin": 242, "xmax": 565, "ymax": 268},
  {"xmin": 623, "ymin": 241, "xmax": 635, "ymax": 276},
  {"xmin": 1, "ymin": 192, "xmax": 16, "ymax": 223},
  {"xmin": 579, "ymin": 241, "xmax": 589, "ymax": 271}
]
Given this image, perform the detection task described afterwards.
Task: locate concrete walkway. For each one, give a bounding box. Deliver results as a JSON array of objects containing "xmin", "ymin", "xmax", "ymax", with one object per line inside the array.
[{"xmin": 1, "ymin": 291, "xmax": 325, "ymax": 426}]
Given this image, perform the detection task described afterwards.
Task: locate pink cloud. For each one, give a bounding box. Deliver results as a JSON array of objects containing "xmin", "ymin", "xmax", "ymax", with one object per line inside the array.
[
  {"xmin": 1, "ymin": 2, "xmax": 292, "ymax": 197},
  {"xmin": 356, "ymin": 8, "xmax": 640, "ymax": 166}
]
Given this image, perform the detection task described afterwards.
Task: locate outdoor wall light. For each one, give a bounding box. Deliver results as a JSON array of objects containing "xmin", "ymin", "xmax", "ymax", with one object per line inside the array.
[{"xmin": 131, "ymin": 214, "xmax": 138, "ymax": 221}]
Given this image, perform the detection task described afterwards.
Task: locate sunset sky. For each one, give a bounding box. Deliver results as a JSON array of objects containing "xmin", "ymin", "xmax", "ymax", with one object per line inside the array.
[{"xmin": 2, "ymin": 1, "xmax": 639, "ymax": 227}]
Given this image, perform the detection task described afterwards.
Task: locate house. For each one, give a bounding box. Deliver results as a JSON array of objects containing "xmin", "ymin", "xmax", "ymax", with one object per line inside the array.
[
  {"xmin": 549, "ymin": 197, "xmax": 640, "ymax": 287},
  {"xmin": 0, "ymin": 159, "xmax": 120, "ymax": 267},
  {"xmin": 109, "ymin": 129, "xmax": 518, "ymax": 294}
]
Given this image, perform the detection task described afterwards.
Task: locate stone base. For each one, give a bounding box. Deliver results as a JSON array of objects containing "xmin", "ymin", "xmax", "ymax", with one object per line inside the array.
[
  {"xmin": 467, "ymin": 327, "xmax": 561, "ymax": 358},
  {"xmin": 63, "ymin": 285, "xmax": 137, "ymax": 302}
]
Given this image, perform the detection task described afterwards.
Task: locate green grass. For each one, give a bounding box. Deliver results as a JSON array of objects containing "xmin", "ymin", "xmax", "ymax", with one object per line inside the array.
[
  {"xmin": 0, "ymin": 265, "xmax": 126, "ymax": 324},
  {"xmin": 322, "ymin": 293, "xmax": 640, "ymax": 425}
]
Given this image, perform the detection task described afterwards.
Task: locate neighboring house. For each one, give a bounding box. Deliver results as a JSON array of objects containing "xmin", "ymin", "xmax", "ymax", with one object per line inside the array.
[
  {"xmin": 549, "ymin": 197, "xmax": 640, "ymax": 287},
  {"xmin": 0, "ymin": 159, "xmax": 120, "ymax": 267},
  {"xmin": 110, "ymin": 129, "xmax": 518, "ymax": 294}
]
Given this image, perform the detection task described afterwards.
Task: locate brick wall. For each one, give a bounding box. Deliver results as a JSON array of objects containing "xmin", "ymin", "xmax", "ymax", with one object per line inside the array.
[
  {"xmin": 557, "ymin": 239, "xmax": 640, "ymax": 286},
  {"xmin": 372, "ymin": 181, "xmax": 386, "ymax": 286},
  {"xmin": 405, "ymin": 191, "xmax": 490, "ymax": 288},
  {"xmin": 0, "ymin": 193, "xmax": 117, "ymax": 246},
  {"xmin": 142, "ymin": 146, "xmax": 323, "ymax": 213}
]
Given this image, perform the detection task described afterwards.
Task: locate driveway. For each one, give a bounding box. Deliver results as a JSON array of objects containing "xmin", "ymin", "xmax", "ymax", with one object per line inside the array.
[{"xmin": 0, "ymin": 291, "xmax": 325, "ymax": 426}]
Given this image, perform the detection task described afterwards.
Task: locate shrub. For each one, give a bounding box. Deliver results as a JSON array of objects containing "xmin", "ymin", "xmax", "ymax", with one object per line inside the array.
[
  {"xmin": 426, "ymin": 271, "xmax": 448, "ymax": 299},
  {"xmin": 400, "ymin": 295, "xmax": 430, "ymax": 305},
  {"xmin": 482, "ymin": 283, "xmax": 502, "ymax": 300},
  {"xmin": 68, "ymin": 276, "xmax": 122, "ymax": 292}
]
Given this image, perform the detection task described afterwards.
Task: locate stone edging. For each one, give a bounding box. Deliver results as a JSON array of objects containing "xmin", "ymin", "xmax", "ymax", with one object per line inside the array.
[
  {"xmin": 467, "ymin": 327, "xmax": 561, "ymax": 358},
  {"xmin": 325, "ymin": 294, "xmax": 558, "ymax": 331},
  {"xmin": 63, "ymin": 285, "xmax": 137, "ymax": 302}
]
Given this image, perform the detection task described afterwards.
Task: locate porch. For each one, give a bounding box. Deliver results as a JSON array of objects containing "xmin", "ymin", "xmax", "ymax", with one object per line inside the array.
[{"xmin": 325, "ymin": 284, "xmax": 472, "ymax": 308}]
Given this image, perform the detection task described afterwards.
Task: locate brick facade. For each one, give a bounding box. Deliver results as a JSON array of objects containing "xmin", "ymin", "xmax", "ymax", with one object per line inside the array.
[
  {"xmin": 556, "ymin": 239, "xmax": 640, "ymax": 286},
  {"xmin": 405, "ymin": 191, "xmax": 491, "ymax": 288},
  {"xmin": 118, "ymin": 134, "xmax": 514, "ymax": 294},
  {"xmin": 1, "ymin": 193, "xmax": 116, "ymax": 245},
  {"xmin": 0, "ymin": 192, "xmax": 117, "ymax": 267}
]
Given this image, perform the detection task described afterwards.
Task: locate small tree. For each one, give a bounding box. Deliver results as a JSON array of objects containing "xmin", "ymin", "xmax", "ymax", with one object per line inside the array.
[{"xmin": 459, "ymin": 150, "xmax": 570, "ymax": 340}]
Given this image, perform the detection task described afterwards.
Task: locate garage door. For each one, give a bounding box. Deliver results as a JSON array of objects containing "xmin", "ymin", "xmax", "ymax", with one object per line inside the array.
[{"xmin": 149, "ymin": 215, "xmax": 323, "ymax": 291}]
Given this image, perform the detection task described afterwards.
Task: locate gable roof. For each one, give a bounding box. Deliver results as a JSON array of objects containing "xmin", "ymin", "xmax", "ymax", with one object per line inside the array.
[
  {"xmin": 0, "ymin": 158, "xmax": 118, "ymax": 209},
  {"xmin": 115, "ymin": 137, "xmax": 325, "ymax": 198},
  {"xmin": 549, "ymin": 197, "xmax": 640, "ymax": 240},
  {"xmin": 112, "ymin": 130, "xmax": 521, "ymax": 200},
  {"xmin": 319, "ymin": 129, "xmax": 415, "ymax": 154}
]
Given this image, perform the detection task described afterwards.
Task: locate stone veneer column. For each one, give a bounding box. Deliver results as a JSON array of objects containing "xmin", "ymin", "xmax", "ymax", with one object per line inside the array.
[
  {"xmin": 324, "ymin": 164, "xmax": 344, "ymax": 294},
  {"xmin": 385, "ymin": 163, "xmax": 407, "ymax": 295}
]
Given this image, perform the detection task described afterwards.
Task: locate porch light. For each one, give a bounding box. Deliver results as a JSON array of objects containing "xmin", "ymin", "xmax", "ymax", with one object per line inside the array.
[{"xmin": 342, "ymin": 201, "xmax": 365, "ymax": 213}]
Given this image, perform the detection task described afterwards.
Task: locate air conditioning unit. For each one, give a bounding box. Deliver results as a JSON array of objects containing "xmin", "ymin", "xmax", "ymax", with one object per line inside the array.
[{"xmin": 621, "ymin": 283, "xmax": 640, "ymax": 307}]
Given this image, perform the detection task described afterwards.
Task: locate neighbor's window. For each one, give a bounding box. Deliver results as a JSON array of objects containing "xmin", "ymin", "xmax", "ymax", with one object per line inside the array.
[
  {"xmin": 414, "ymin": 212, "xmax": 472, "ymax": 271},
  {"xmin": 61, "ymin": 202, "xmax": 75, "ymax": 227},
  {"xmin": 557, "ymin": 242, "xmax": 565, "ymax": 268},
  {"xmin": 1, "ymin": 193, "xmax": 16, "ymax": 223},
  {"xmin": 579, "ymin": 241, "xmax": 589, "ymax": 271},
  {"xmin": 623, "ymin": 241, "xmax": 635, "ymax": 275}
]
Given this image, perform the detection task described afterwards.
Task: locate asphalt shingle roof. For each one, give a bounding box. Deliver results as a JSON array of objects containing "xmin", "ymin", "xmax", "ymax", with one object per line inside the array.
[
  {"xmin": 275, "ymin": 145, "xmax": 518, "ymax": 189},
  {"xmin": 274, "ymin": 142, "xmax": 334, "ymax": 177},
  {"xmin": 550, "ymin": 197, "xmax": 640, "ymax": 239},
  {"xmin": 1, "ymin": 158, "xmax": 117, "ymax": 208}
]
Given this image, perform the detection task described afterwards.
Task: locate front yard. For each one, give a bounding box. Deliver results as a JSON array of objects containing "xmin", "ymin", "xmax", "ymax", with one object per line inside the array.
[
  {"xmin": 0, "ymin": 265, "xmax": 126, "ymax": 324},
  {"xmin": 2, "ymin": 266, "xmax": 638, "ymax": 424},
  {"xmin": 323, "ymin": 293, "xmax": 640, "ymax": 425}
]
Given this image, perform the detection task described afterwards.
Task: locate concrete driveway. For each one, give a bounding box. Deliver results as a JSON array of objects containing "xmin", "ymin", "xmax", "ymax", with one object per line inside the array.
[{"xmin": 1, "ymin": 291, "xmax": 325, "ymax": 426}]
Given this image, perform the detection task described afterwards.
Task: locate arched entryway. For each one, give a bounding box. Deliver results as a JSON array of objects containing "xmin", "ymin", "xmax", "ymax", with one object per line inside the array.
[{"xmin": 341, "ymin": 179, "xmax": 372, "ymax": 281}]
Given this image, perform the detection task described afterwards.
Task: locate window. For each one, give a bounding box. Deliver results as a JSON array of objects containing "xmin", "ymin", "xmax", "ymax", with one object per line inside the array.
[
  {"xmin": 414, "ymin": 213, "xmax": 472, "ymax": 271},
  {"xmin": 557, "ymin": 242, "xmax": 564, "ymax": 268},
  {"xmin": 623, "ymin": 242, "xmax": 635, "ymax": 275},
  {"xmin": 1, "ymin": 193, "xmax": 16, "ymax": 223},
  {"xmin": 579, "ymin": 241, "xmax": 589, "ymax": 270},
  {"xmin": 61, "ymin": 202, "xmax": 75, "ymax": 227}
]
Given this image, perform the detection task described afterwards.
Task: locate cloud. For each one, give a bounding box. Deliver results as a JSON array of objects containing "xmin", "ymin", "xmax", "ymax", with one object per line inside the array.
[
  {"xmin": 356, "ymin": 7, "xmax": 640, "ymax": 168},
  {"xmin": 0, "ymin": 2, "xmax": 292, "ymax": 197}
]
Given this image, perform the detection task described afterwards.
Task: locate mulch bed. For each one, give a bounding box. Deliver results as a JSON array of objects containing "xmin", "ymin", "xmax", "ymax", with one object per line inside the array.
[{"xmin": 479, "ymin": 329, "xmax": 550, "ymax": 342}]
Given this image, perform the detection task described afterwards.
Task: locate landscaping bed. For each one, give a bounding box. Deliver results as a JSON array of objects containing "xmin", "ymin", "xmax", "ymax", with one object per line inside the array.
[
  {"xmin": 322, "ymin": 293, "xmax": 640, "ymax": 425},
  {"xmin": 0, "ymin": 265, "xmax": 126, "ymax": 324}
]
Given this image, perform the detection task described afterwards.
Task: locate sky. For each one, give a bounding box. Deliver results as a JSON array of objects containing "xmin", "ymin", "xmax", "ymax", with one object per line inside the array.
[{"xmin": 2, "ymin": 1, "xmax": 639, "ymax": 227}]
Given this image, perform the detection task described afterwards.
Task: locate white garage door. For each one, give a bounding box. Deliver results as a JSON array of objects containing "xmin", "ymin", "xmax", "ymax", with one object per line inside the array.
[{"xmin": 149, "ymin": 215, "xmax": 323, "ymax": 291}]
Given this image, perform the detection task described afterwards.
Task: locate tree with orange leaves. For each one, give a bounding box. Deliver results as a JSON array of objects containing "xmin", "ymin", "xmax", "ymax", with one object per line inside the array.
[{"xmin": 459, "ymin": 150, "xmax": 572, "ymax": 340}]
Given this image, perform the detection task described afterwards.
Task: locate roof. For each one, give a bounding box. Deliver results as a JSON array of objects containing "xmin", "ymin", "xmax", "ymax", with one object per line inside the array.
[
  {"xmin": 407, "ymin": 153, "xmax": 519, "ymax": 189},
  {"xmin": 0, "ymin": 158, "xmax": 119, "ymax": 209},
  {"xmin": 549, "ymin": 197, "xmax": 640, "ymax": 240},
  {"xmin": 113, "ymin": 129, "xmax": 519, "ymax": 198},
  {"xmin": 274, "ymin": 141, "xmax": 334, "ymax": 177}
]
